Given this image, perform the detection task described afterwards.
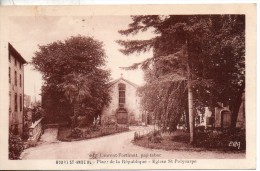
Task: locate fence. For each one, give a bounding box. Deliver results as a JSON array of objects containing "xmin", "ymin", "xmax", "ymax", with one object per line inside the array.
[{"xmin": 28, "ymin": 117, "xmax": 43, "ymax": 147}]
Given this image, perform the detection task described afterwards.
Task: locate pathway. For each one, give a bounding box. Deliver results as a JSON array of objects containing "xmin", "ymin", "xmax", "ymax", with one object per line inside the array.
[{"xmin": 21, "ymin": 126, "xmax": 245, "ymax": 159}]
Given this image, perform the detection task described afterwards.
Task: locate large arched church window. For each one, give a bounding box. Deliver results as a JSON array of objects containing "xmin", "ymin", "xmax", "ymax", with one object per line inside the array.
[{"xmin": 118, "ymin": 83, "xmax": 126, "ymax": 107}]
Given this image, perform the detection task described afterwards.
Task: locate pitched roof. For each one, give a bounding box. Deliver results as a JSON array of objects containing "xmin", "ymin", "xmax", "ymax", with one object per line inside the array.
[
  {"xmin": 8, "ymin": 43, "xmax": 27, "ymax": 64},
  {"xmin": 107, "ymin": 77, "xmax": 139, "ymax": 88}
]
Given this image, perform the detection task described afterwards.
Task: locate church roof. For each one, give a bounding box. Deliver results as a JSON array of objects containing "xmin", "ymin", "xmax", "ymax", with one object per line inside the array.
[{"xmin": 107, "ymin": 77, "xmax": 139, "ymax": 88}]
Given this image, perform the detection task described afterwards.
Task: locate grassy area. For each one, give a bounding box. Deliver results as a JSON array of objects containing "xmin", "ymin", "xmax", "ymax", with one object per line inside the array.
[
  {"xmin": 133, "ymin": 130, "xmax": 204, "ymax": 151},
  {"xmin": 57, "ymin": 126, "xmax": 129, "ymax": 142},
  {"xmin": 133, "ymin": 129, "xmax": 245, "ymax": 152}
]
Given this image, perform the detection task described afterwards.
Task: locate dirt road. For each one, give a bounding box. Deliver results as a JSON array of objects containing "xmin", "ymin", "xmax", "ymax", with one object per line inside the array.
[{"xmin": 21, "ymin": 126, "xmax": 245, "ymax": 159}]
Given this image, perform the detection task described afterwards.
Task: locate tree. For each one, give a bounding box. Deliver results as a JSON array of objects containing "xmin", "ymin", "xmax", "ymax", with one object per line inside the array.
[
  {"xmin": 118, "ymin": 15, "xmax": 245, "ymax": 143},
  {"xmin": 61, "ymin": 73, "xmax": 91, "ymax": 128},
  {"xmin": 31, "ymin": 102, "xmax": 44, "ymax": 123},
  {"xmin": 32, "ymin": 35, "xmax": 111, "ymax": 126}
]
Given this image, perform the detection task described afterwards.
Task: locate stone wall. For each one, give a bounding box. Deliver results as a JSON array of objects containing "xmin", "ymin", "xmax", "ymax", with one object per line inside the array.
[{"xmin": 28, "ymin": 117, "xmax": 43, "ymax": 147}]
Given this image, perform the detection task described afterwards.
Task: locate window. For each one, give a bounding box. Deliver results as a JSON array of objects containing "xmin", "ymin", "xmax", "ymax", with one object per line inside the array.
[
  {"xmin": 14, "ymin": 93, "xmax": 17, "ymax": 112},
  {"xmin": 9, "ymin": 67, "xmax": 11, "ymax": 83},
  {"xmin": 14, "ymin": 71, "xmax": 17, "ymax": 86},
  {"xmin": 20, "ymin": 94, "xmax": 22, "ymax": 112},
  {"xmin": 19, "ymin": 74, "xmax": 22, "ymax": 87},
  {"xmin": 118, "ymin": 83, "xmax": 126, "ymax": 106}
]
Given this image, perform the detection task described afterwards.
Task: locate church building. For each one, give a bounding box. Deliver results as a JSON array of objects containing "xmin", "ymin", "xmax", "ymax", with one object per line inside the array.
[{"xmin": 101, "ymin": 75, "xmax": 142, "ymax": 125}]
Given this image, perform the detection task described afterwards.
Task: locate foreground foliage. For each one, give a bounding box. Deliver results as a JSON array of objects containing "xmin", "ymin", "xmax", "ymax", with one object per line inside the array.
[
  {"xmin": 194, "ymin": 129, "xmax": 246, "ymax": 151},
  {"xmin": 9, "ymin": 132, "xmax": 24, "ymax": 160}
]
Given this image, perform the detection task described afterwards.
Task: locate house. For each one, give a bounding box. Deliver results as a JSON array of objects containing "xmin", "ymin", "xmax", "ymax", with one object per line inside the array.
[
  {"xmin": 101, "ymin": 75, "xmax": 142, "ymax": 125},
  {"xmin": 195, "ymin": 93, "xmax": 245, "ymax": 130},
  {"xmin": 8, "ymin": 43, "xmax": 27, "ymax": 135},
  {"xmin": 195, "ymin": 107, "xmax": 214, "ymax": 128}
]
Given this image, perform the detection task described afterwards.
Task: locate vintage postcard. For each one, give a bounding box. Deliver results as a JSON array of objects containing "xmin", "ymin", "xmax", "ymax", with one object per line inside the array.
[{"xmin": 0, "ymin": 4, "xmax": 257, "ymax": 170}]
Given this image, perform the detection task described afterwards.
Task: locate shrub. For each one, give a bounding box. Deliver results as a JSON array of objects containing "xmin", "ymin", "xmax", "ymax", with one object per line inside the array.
[
  {"xmin": 194, "ymin": 129, "xmax": 246, "ymax": 150},
  {"xmin": 102, "ymin": 116, "xmax": 116, "ymax": 127},
  {"xmin": 77, "ymin": 116, "xmax": 88, "ymax": 128},
  {"xmin": 148, "ymin": 130, "xmax": 163, "ymax": 143},
  {"xmin": 70, "ymin": 115, "xmax": 78, "ymax": 128},
  {"xmin": 101, "ymin": 130, "xmax": 110, "ymax": 136},
  {"xmin": 22, "ymin": 123, "xmax": 29, "ymax": 141},
  {"xmin": 84, "ymin": 127, "xmax": 92, "ymax": 135},
  {"xmin": 31, "ymin": 103, "xmax": 43, "ymax": 123},
  {"xmin": 69, "ymin": 128, "xmax": 83, "ymax": 138},
  {"xmin": 9, "ymin": 132, "xmax": 24, "ymax": 160},
  {"xmin": 134, "ymin": 132, "xmax": 143, "ymax": 141},
  {"xmin": 91, "ymin": 124, "xmax": 101, "ymax": 131}
]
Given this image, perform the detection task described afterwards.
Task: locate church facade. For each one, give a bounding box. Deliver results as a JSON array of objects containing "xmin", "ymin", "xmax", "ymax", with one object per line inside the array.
[{"xmin": 101, "ymin": 76, "xmax": 142, "ymax": 125}]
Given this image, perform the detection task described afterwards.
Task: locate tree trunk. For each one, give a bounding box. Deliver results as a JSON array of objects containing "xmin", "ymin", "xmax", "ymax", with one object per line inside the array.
[
  {"xmin": 185, "ymin": 106, "xmax": 190, "ymax": 132},
  {"xmin": 230, "ymin": 90, "xmax": 244, "ymax": 128},
  {"xmin": 186, "ymin": 39, "xmax": 195, "ymax": 144},
  {"xmin": 72, "ymin": 102, "xmax": 78, "ymax": 128},
  {"xmin": 188, "ymin": 81, "xmax": 194, "ymax": 144},
  {"xmin": 145, "ymin": 111, "xmax": 148, "ymax": 126}
]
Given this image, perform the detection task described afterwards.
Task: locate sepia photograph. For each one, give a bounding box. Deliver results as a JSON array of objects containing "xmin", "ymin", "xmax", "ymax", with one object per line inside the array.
[{"xmin": 0, "ymin": 3, "xmax": 257, "ymax": 170}]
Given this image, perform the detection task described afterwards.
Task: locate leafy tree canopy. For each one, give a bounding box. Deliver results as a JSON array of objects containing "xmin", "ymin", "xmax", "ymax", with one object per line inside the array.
[
  {"xmin": 32, "ymin": 35, "xmax": 111, "ymax": 124},
  {"xmin": 118, "ymin": 15, "xmax": 245, "ymax": 129}
]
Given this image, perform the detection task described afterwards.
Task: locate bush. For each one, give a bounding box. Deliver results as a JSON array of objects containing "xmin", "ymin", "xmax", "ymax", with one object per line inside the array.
[
  {"xmin": 148, "ymin": 130, "xmax": 163, "ymax": 143},
  {"xmin": 22, "ymin": 123, "xmax": 29, "ymax": 141},
  {"xmin": 92, "ymin": 125, "xmax": 101, "ymax": 131},
  {"xmin": 31, "ymin": 103, "xmax": 43, "ymax": 123},
  {"xmin": 102, "ymin": 117, "xmax": 116, "ymax": 127},
  {"xmin": 194, "ymin": 129, "xmax": 246, "ymax": 150},
  {"xmin": 69, "ymin": 128, "xmax": 83, "ymax": 138},
  {"xmin": 84, "ymin": 127, "xmax": 92, "ymax": 135},
  {"xmin": 134, "ymin": 132, "xmax": 143, "ymax": 141},
  {"xmin": 77, "ymin": 116, "xmax": 88, "ymax": 128},
  {"xmin": 9, "ymin": 132, "xmax": 24, "ymax": 160}
]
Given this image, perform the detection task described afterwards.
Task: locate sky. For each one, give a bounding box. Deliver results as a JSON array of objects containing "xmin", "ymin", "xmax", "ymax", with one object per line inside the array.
[{"xmin": 8, "ymin": 16, "xmax": 154, "ymax": 101}]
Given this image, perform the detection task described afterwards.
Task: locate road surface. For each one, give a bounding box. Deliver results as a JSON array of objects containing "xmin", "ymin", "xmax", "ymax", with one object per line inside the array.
[{"xmin": 21, "ymin": 126, "xmax": 245, "ymax": 159}]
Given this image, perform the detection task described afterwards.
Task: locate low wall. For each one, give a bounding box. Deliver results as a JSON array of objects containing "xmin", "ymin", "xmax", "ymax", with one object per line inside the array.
[{"xmin": 28, "ymin": 117, "xmax": 43, "ymax": 147}]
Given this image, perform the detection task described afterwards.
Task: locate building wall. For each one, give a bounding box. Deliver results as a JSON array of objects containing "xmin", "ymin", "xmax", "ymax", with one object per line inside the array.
[
  {"xmin": 196, "ymin": 107, "xmax": 212, "ymax": 127},
  {"xmin": 9, "ymin": 52, "xmax": 24, "ymax": 135},
  {"xmin": 102, "ymin": 79, "xmax": 142, "ymax": 124},
  {"xmin": 215, "ymin": 106, "xmax": 231, "ymax": 128}
]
